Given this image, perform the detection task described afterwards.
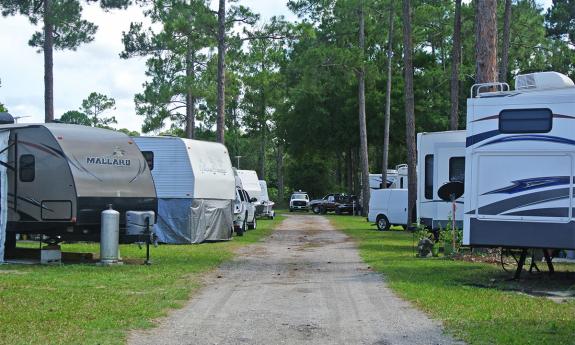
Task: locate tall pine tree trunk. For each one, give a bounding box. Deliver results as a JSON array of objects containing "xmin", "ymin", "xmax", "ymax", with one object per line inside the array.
[
  {"xmin": 382, "ymin": 1, "xmax": 394, "ymax": 188},
  {"xmin": 475, "ymin": 0, "xmax": 498, "ymax": 84},
  {"xmin": 403, "ymin": 0, "xmax": 417, "ymax": 225},
  {"xmin": 259, "ymin": 130, "xmax": 265, "ymax": 179},
  {"xmin": 276, "ymin": 143, "xmax": 284, "ymax": 203},
  {"xmin": 358, "ymin": 1, "xmax": 370, "ymax": 216},
  {"xmin": 43, "ymin": 0, "xmax": 54, "ymax": 123},
  {"xmin": 216, "ymin": 0, "xmax": 226, "ymax": 143},
  {"xmin": 500, "ymin": 0, "xmax": 512, "ymax": 82},
  {"xmin": 450, "ymin": 0, "xmax": 461, "ymax": 130},
  {"xmin": 346, "ymin": 149, "xmax": 353, "ymax": 194},
  {"xmin": 185, "ymin": 45, "xmax": 195, "ymax": 139}
]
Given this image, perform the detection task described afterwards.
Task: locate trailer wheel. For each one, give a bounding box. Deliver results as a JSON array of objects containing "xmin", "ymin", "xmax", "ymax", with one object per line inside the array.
[
  {"xmin": 376, "ymin": 215, "xmax": 390, "ymax": 231},
  {"xmin": 312, "ymin": 205, "xmax": 321, "ymax": 214},
  {"xmin": 236, "ymin": 222, "xmax": 245, "ymax": 237}
]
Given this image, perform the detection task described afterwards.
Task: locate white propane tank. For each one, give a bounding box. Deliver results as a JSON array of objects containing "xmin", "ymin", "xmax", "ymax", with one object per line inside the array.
[{"xmin": 100, "ymin": 204, "xmax": 121, "ymax": 265}]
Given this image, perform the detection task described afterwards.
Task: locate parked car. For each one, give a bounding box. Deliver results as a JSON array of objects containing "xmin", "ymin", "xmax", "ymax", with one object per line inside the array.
[
  {"xmin": 233, "ymin": 187, "xmax": 257, "ymax": 235},
  {"xmin": 368, "ymin": 189, "xmax": 408, "ymax": 231},
  {"xmin": 289, "ymin": 191, "xmax": 310, "ymax": 212},
  {"xmin": 335, "ymin": 195, "xmax": 359, "ymax": 215},
  {"xmin": 309, "ymin": 193, "xmax": 343, "ymax": 214}
]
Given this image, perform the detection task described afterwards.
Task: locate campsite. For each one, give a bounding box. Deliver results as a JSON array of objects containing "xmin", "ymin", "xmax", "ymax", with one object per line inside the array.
[{"xmin": 1, "ymin": 0, "xmax": 575, "ymax": 344}]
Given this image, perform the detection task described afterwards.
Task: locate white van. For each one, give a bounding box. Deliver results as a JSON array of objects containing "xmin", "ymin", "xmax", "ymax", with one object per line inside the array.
[{"xmin": 368, "ymin": 189, "xmax": 408, "ymax": 230}]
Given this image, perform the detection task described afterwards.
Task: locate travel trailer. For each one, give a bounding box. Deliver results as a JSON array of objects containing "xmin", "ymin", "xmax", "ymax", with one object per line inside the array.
[
  {"xmin": 369, "ymin": 170, "xmax": 397, "ymax": 189},
  {"xmin": 257, "ymin": 180, "xmax": 275, "ymax": 219},
  {"xmin": 417, "ymin": 131, "xmax": 466, "ymax": 229},
  {"xmin": 369, "ymin": 165, "xmax": 407, "ymax": 190},
  {"xmin": 391, "ymin": 164, "xmax": 408, "ymax": 189},
  {"xmin": 0, "ymin": 122, "xmax": 157, "ymax": 255},
  {"xmin": 368, "ymin": 189, "xmax": 408, "ymax": 230},
  {"xmin": 464, "ymin": 71, "xmax": 575, "ymax": 250},
  {"xmin": 134, "ymin": 137, "xmax": 235, "ymax": 244},
  {"xmin": 236, "ymin": 170, "xmax": 262, "ymax": 201}
]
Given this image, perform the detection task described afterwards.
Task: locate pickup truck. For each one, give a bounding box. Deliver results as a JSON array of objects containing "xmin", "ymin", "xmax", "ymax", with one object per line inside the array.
[{"xmin": 310, "ymin": 193, "xmax": 355, "ymax": 214}]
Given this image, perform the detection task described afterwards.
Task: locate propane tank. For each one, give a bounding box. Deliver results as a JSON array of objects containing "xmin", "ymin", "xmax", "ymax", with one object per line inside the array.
[{"xmin": 100, "ymin": 204, "xmax": 121, "ymax": 265}]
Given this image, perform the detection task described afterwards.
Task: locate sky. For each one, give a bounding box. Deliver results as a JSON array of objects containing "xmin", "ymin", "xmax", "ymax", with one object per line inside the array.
[
  {"xmin": 0, "ymin": 0, "xmax": 553, "ymax": 132},
  {"xmin": 0, "ymin": 0, "xmax": 295, "ymax": 132}
]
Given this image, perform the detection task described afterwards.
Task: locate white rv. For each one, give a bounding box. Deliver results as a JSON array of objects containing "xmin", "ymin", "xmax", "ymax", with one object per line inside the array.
[
  {"xmin": 391, "ymin": 164, "xmax": 408, "ymax": 189},
  {"xmin": 417, "ymin": 131, "xmax": 466, "ymax": 229},
  {"xmin": 134, "ymin": 137, "xmax": 235, "ymax": 244},
  {"xmin": 236, "ymin": 170, "xmax": 262, "ymax": 202},
  {"xmin": 257, "ymin": 180, "xmax": 275, "ymax": 219},
  {"xmin": 369, "ymin": 165, "xmax": 408, "ymax": 190},
  {"xmin": 464, "ymin": 71, "xmax": 575, "ymax": 250}
]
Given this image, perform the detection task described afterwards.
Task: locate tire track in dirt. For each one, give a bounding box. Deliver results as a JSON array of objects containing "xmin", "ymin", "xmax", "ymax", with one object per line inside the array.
[{"xmin": 128, "ymin": 214, "xmax": 463, "ymax": 345}]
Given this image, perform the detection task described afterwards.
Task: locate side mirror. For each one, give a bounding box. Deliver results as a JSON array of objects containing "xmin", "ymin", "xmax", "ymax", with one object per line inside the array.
[{"xmin": 250, "ymin": 197, "xmax": 257, "ymax": 203}]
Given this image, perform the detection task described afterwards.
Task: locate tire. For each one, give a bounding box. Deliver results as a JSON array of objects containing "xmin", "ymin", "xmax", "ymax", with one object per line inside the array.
[
  {"xmin": 312, "ymin": 205, "xmax": 321, "ymax": 214},
  {"xmin": 237, "ymin": 219, "xmax": 245, "ymax": 236},
  {"xmin": 320, "ymin": 206, "xmax": 327, "ymax": 214},
  {"xmin": 248, "ymin": 216, "xmax": 257, "ymax": 230},
  {"xmin": 289, "ymin": 208, "xmax": 294, "ymax": 212},
  {"xmin": 376, "ymin": 215, "xmax": 390, "ymax": 231},
  {"xmin": 335, "ymin": 208, "xmax": 341, "ymax": 215}
]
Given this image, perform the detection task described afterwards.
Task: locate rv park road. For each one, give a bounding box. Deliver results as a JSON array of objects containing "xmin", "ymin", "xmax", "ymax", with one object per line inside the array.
[{"xmin": 129, "ymin": 214, "xmax": 462, "ymax": 345}]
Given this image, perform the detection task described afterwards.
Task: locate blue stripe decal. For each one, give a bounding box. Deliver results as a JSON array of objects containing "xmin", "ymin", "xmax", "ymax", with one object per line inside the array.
[
  {"xmin": 483, "ymin": 176, "xmax": 573, "ymax": 195},
  {"xmin": 466, "ymin": 130, "xmax": 500, "ymax": 147},
  {"xmin": 478, "ymin": 135, "xmax": 575, "ymax": 148}
]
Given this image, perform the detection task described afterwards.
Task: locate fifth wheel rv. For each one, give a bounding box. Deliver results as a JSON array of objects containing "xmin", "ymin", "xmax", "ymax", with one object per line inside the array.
[
  {"xmin": 0, "ymin": 122, "xmax": 157, "ymax": 247},
  {"xmin": 417, "ymin": 131, "xmax": 466, "ymax": 230},
  {"xmin": 464, "ymin": 71, "xmax": 575, "ymax": 250}
]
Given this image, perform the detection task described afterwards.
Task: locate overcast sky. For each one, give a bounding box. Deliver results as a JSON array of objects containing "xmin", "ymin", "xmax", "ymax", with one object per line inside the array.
[{"xmin": 0, "ymin": 0, "xmax": 552, "ymax": 132}]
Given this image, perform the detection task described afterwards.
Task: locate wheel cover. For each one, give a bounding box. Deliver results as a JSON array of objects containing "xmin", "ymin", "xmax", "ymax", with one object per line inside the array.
[{"xmin": 378, "ymin": 218, "xmax": 387, "ymax": 229}]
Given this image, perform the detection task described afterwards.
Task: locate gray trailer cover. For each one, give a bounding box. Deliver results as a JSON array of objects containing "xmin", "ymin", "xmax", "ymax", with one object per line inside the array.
[
  {"xmin": 0, "ymin": 131, "xmax": 8, "ymax": 262},
  {"xmin": 156, "ymin": 199, "xmax": 233, "ymax": 244}
]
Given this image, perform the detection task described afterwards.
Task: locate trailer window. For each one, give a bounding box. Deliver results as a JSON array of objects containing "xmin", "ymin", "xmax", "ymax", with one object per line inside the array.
[
  {"xmin": 425, "ymin": 155, "xmax": 433, "ymax": 199},
  {"xmin": 142, "ymin": 151, "xmax": 154, "ymax": 170},
  {"xmin": 449, "ymin": 157, "xmax": 465, "ymax": 183},
  {"xmin": 19, "ymin": 154, "xmax": 35, "ymax": 182},
  {"xmin": 499, "ymin": 108, "xmax": 552, "ymax": 133}
]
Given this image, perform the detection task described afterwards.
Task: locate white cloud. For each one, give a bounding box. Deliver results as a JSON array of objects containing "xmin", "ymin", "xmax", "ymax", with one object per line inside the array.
[{"xmin": 0, "ymin": 1, "xmax": 293, "ymax": 132}]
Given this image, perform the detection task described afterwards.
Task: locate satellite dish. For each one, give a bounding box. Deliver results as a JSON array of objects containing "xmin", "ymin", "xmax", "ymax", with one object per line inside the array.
[{"xmin": 437, "ymin": 181, "xmax": 464, "ymax": 202}]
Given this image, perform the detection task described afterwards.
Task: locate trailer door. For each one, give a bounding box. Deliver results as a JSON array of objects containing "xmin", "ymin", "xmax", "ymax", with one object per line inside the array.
[{"xmin": 435, "ymin": 145, "xmax": 465, "ymax": 225}]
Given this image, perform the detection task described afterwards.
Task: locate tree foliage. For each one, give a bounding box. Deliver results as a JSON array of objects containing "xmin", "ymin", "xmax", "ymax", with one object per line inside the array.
[{"xmin": 59, "ymin": 92, "xmax": 116, "ymax": 127}]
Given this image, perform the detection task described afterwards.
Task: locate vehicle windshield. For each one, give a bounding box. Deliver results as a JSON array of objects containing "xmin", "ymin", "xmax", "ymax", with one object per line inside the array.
[{"xmin": 292, "ymin": 194, "xmax": 308, "ymax": 200}]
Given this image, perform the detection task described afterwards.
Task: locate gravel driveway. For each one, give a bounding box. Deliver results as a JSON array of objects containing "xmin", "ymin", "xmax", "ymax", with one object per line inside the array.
[{"xmin": 129, "ymin": 214, "xmax": 462, "ymax": 345}]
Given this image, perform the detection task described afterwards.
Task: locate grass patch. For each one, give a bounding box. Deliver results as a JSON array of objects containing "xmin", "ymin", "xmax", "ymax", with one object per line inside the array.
[
  {"xmin": 330, "ymin": 215, "xmax": 575, "ymax": 345},
  {"xmin": 0, "ymin": 215, "xmax": 282, "ymax": 345}
]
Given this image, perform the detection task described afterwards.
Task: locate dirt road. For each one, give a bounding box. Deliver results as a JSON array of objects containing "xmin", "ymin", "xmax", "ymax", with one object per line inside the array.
[{"xmin": 129, "ymin": 214, "xmax": 461, "ymax": 345}]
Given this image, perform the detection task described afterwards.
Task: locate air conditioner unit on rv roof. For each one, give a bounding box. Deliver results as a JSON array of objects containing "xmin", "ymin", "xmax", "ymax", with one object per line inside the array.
[{"xmin": 515, "ymin": 71, "xmax": 574, "ymax": 91}]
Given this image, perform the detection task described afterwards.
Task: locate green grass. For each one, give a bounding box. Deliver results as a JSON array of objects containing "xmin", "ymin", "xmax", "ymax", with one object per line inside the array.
[
  {"xmin": 0, "ymin": 216, "xmax": 282, "ymax": 345},
  {"xmin": 330, "ymin": 215, "xmax": 575, "ymax": 345}
]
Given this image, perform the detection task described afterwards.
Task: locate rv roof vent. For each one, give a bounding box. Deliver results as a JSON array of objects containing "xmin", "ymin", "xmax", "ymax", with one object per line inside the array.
[
  {"xmin": 515, "ymin": 71, "xmax": 574, "ymax": 91},
  {"xmin": 0, "ymin": 112, "xmax": 15, "ymax": 125}
]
